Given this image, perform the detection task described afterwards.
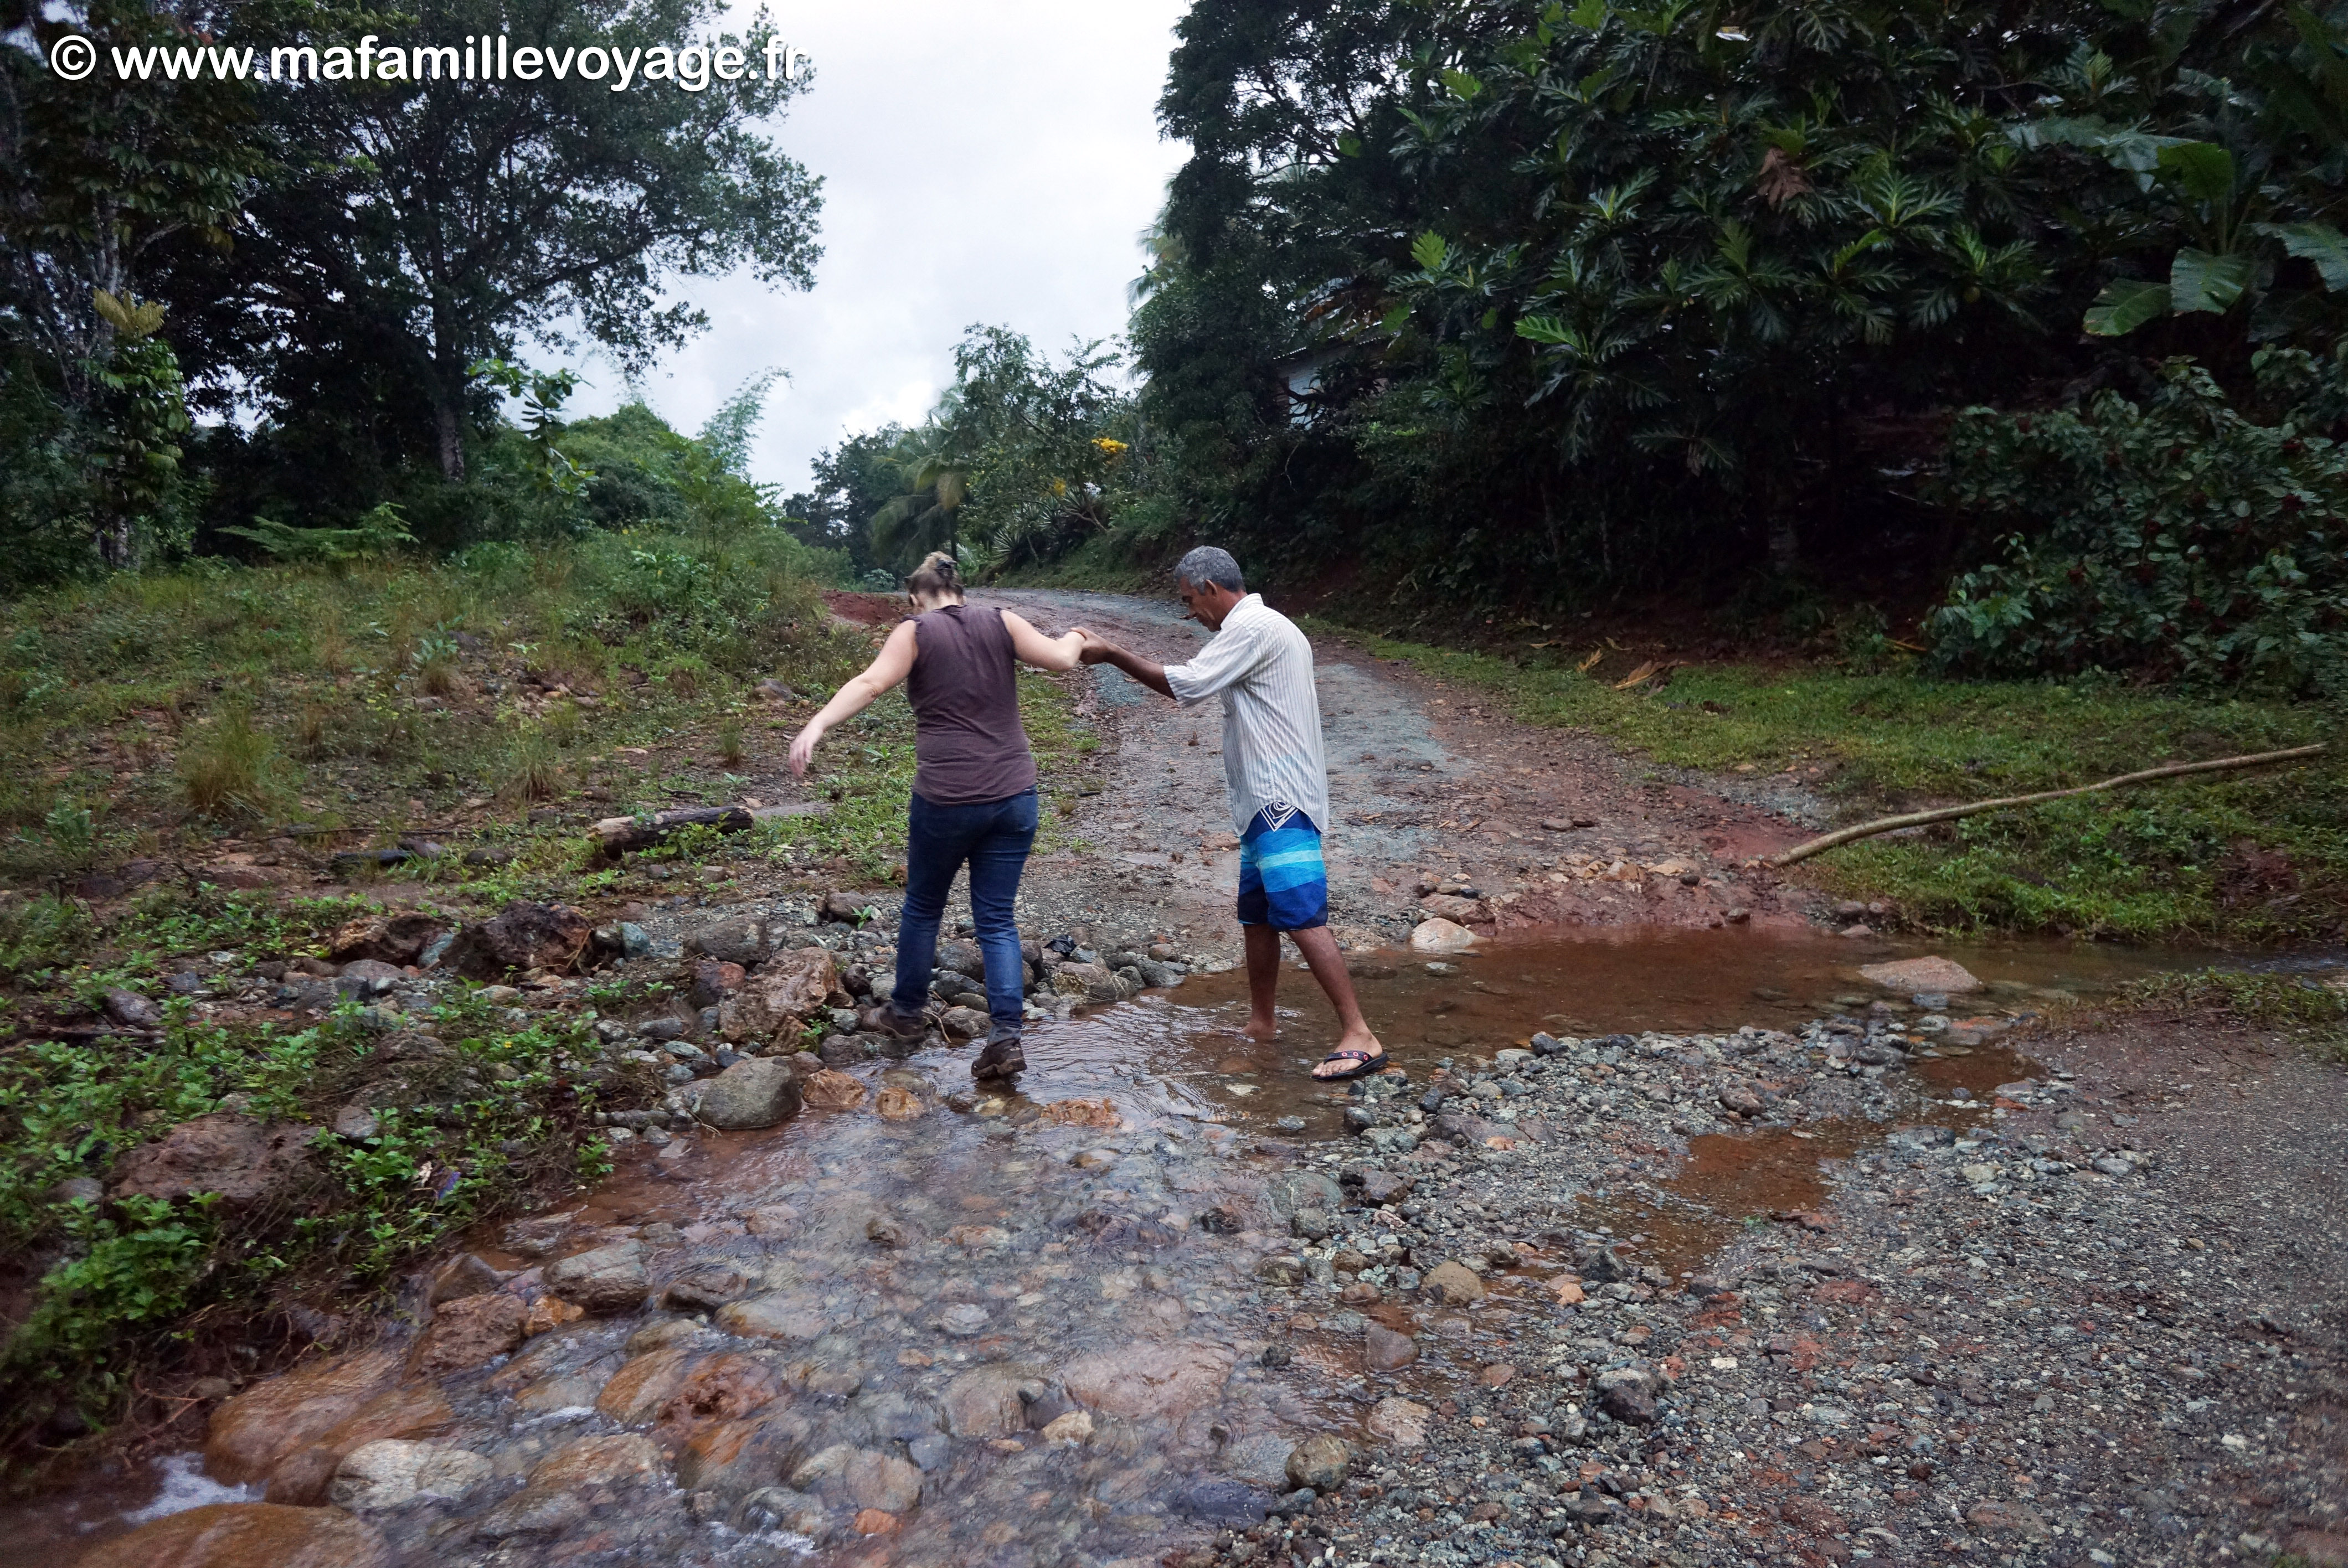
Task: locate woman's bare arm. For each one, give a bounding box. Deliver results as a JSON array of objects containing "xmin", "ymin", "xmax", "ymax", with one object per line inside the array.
[
  {"xmin": 1002, "ymin": 610, "xmax": 1085, "ymax": 672},
  {"xmin": 790, "ymin": 620, "xmax": 918, "ymax": 776}
]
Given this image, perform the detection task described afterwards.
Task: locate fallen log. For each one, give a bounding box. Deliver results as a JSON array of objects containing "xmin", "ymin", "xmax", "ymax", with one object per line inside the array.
[
  {"xmin": 1766, "ymin": 744, "xmax": 2328, "ymax": 869},
  {"xmin": 591, "ymin": 806, "xmax": 755, "ymax": 856}
]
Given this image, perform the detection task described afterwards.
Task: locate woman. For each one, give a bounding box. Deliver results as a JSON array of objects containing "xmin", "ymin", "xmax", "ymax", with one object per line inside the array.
[{"xmin": 788, "ymin": 553, "xmax": 1084, "ymax": 1079}]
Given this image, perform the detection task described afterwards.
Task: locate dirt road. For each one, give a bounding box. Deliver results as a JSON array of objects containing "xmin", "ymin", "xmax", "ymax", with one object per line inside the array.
[{"xmin": 980, "ymin": 589, "xmax": 1824, "ymax": 955}]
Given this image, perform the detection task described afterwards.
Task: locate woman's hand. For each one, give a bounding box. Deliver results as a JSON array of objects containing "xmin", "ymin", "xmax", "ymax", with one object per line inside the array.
[{"xmin": 788, "ymin": 721, "xmax": 826, "ymax": 778}]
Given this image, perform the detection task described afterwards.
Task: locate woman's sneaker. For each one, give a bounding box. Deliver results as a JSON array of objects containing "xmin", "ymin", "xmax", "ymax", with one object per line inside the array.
[
  {"xmin": 861, "ymin": 1003, "xmax": 928, "ymax": 1041},
  {"xmin": 972, "ymin": 1030, "xmax": 1025, "ymax": 1080}
]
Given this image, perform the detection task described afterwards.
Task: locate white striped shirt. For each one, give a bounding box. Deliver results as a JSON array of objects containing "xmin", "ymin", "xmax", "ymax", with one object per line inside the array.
[{"xmin": 1163, "ymin": 594, "xmax": 1329, "ymax": 836}]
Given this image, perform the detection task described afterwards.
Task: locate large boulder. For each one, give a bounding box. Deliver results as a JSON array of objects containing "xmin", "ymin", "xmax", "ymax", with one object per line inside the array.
[
  {"xmin": 717, "ymin": 949, "xmax": 839, "ymax": 1043},
  {"xmin": 1048, "ymin": 961, "xmax": 1122, "ymax": 1003},
  {"xmin": 542, "ymin": 1241, "xmax": 648, "ymax": 1314},
  {"xmin": 681, "ymin": 1058, "xmax": 803, "ymax": 1130},
  {"xmin": 205, "ymin": 1350, "xmax": 402, "ymax": 1486},
  {"xmin": 446, "ymin": 902, "xmax": 594, "ymax": 978},
  {"xmin": 74, "ymin": 1503, "xmax": 391, "ymax": 1568},
  {"xmin": 1417, "ymin": 894, "xmax": 1490, "ymax": 925},
  {"xmin": 111, "ymin": 1115, "xmax": 320, "ymax": 1211},
  {"xmin": 675, "ymin": 1410, "xmax": 817, "ymax": 1498},
  {"xmin": 329, "ymin": 912, "xmax": 446, "ymax": 967}
]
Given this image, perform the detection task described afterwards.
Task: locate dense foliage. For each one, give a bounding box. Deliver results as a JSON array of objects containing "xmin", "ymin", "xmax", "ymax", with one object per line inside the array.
[
  {"xmin": 1932, "ymin": 344, "xmax": 2348, "ymax": 695},
  {"xmin": 2, "ymin": 0, "xmax": 822, "ymax": 575},
  {"xmin": 1101, "ymin": 0, "xmax": 2348, "ymax": 618}
]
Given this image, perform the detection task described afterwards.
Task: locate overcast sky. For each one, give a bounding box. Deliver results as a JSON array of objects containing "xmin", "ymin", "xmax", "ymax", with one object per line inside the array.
[{"xmin": 554, "ymin": 1, "xmax": 1194, "ymax": 493}]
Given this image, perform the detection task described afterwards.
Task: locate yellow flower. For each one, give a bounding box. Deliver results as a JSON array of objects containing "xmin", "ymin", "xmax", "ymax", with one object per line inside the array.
[
  {"xmin": 1093, "ymin": 437, "xmax": 1129, "ymax": 458},
  {"xmin": 1051, "ymin": 478, "xmax": 1068, "ymax": 496}
]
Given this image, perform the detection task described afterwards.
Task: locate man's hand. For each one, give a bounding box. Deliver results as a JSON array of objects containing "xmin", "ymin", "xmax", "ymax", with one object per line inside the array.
[{"xmin": 1074, "ymin": 628, "xmax": 1119, "ymax": 665}]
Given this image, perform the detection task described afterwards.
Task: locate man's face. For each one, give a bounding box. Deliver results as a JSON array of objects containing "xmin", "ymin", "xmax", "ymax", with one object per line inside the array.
[{"xmin": 1177, "ymin": 577, "xmax": 1234, "ymax": 630}]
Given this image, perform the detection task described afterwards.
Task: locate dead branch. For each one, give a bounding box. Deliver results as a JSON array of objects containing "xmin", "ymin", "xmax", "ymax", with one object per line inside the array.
[{"xmin": 1767, "ymin": 744, "xmax": 2329, "ymax": 869}]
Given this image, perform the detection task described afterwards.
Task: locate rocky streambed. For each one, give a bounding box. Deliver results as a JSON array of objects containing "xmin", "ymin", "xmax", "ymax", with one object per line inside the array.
[{"xmin": 27, "ymin": 922, "xmax": 2348, "ymax": 1568}]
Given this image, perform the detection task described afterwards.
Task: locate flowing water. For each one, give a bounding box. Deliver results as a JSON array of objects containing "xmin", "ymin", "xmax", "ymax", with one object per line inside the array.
[{"xmin": 12, "ymin": 927, "xmax": 2239, "ymax": 1567}]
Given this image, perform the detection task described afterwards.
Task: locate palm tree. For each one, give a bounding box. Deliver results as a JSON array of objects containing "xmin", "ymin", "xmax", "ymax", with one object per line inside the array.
[{"xmin": 869, "ymin": 421, "xmax": 976, "ymax": 570}]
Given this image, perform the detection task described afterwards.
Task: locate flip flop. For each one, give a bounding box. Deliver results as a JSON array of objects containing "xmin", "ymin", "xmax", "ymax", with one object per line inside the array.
[{"xmin": 1311, "ymin": 1047, "xmax": 1387, "ymax": 1081}]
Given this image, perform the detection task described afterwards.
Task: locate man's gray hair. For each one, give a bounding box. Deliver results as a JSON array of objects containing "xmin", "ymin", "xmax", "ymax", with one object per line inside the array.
[{"xmin": 1175, "ymin": 545, "xmax": 1244, "ymax": 594}]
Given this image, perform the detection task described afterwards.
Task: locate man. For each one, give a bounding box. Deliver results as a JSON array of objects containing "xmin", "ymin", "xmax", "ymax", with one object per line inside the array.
[{"xmin": 1077, "ymin": 546, "xmax": 1387, "ymax": 1080}]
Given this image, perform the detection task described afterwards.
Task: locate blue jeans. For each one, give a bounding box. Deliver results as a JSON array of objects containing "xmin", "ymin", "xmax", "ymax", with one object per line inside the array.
[{"xmin": 891, "ymin": 787, "xmax": 1038, "ymax": 1034}]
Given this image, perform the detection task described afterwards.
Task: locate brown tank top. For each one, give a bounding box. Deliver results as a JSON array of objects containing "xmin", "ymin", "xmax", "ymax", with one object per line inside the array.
[{"xmin": 904, "ymin": 605, "xmax": 1037, "ymax": 804}]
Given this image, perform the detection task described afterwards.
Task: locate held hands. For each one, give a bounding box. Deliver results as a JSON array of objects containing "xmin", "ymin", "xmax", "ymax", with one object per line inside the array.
[{"xmin": 1072, "ymin": 628, "xmax": 1118, "ymax": 665}]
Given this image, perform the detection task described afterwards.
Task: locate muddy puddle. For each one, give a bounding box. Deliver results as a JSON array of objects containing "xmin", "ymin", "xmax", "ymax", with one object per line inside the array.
[{"xmin": 13, "ymin": 926, "xmax": 2226, "ymax": 1567}]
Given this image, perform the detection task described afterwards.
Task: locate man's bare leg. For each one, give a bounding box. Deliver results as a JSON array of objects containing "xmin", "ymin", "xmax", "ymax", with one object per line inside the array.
[
  {"xmin": 1289, "ymin": 925, "xmax": 1385, "ymax": 1075},
  {"xmin": 1242, "ymin": 924, "xmax": 1282, "ymax": 1040}
]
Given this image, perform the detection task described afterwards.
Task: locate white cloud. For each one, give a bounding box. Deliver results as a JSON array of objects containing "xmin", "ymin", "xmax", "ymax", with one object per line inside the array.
[{"xmin": 555, "ymin": 0, "xmax": 1192, "ymax": 492}]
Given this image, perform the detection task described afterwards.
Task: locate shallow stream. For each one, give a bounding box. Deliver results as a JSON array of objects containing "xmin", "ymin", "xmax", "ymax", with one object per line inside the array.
[{"xmin": 12, "ymin": 926, "xmax": 2244, "ymax": 1567}]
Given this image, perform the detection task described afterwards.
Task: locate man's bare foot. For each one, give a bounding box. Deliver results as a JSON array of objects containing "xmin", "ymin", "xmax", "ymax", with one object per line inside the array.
[
  {"xmin": 1242, "ymin": 1015, "xmax": 1280, "ymax": 1042},
  {"xmin": 1311, "ymin": 1029, "xmax": 1386, "ymax": 1079}
]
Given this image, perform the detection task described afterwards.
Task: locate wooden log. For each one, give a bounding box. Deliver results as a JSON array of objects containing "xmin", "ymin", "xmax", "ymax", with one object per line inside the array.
[
  {"xmin": 1765, "ymin": 744, "xmax": 2328, "ymax": 869},
  {"xmin": 590, "ymin": 805, "xmax": 755, "ymax": 856}
]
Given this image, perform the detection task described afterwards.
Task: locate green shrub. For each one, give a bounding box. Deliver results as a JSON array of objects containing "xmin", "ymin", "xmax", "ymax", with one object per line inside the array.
[
  {"xmin": 1930, "ymin": 349, "xmax": 2348, "ymax": 696},
  {"xmin": 175, "ymin": 704, "xmax": 286, "ymax": 820}
]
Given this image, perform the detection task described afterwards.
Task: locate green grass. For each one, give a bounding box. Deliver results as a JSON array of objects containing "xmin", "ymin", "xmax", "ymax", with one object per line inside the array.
[
  {"xmin": 2097, "ymin": 969, "xmax": 2348, "ymax": 1061},
  {"xmin": 1318, "ymin": 623, "xmax": 2346, "ymax": 943}
]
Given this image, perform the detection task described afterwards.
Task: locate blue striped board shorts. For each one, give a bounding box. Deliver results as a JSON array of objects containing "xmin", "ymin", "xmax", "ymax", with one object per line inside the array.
[{"xmin": 1237, "ymin": 803, "xmax": 1329, "ymax": 931}]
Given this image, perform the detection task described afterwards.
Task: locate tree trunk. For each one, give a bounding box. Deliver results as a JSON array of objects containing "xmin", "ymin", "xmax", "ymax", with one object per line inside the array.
[{"xmin": 430, "ymin": 296, "xmax": 468, "ymax": 482}]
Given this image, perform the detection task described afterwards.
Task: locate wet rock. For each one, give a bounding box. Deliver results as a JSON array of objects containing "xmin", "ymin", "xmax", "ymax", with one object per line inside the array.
[
  {"xmin": 409, "ymin": 1292, "xmax": 526, "ymax": 1374},
  {"xmin": 530, "ymin": 1432, "xmax": 663, "ymax": 1492},
  {"xmin": 1342, "ymin": 1167, "xmax": 1413, "ymax": 1205},
  {"xmin": 681, "ymin": 1057, "xmax": 802, "ymax": 1130},
  {"xmin": 1409, "ymin": 917, "xmax": 1477, "ymax": 952},
  {"xmin": 1219, "ymin": 1433, "xmax": 1296, "ymax": 1489},
  {"xmin": 542, "ymin": 1240, "xmax": 648, "ymax": 1314},
  {"xmin": 1173, "ymin": 1477, "xmax": 1276, "ymax": 1526},
  {"xmin": 1050, "ymin": 961, "xmax": 1122, "ymax": 1002},
  {"xmin": 843, "ymin": 1448, "xmax": 924, "ymax": 1512},
  {"xmin": 1594, "ymin": 1366, "xmax": 1657, "ymax": 1425},
  {"xmin": 470, "ymin": 1487, "xmax": 588, "ymax": 1540},
  {"xmin": 718, "ymin": 1294, "xmax": 831, "ymax": 1340},
  {"xmin": 687, "ymin": 914, "xmax": 769, "ymax": 965},
  {"xmin": 330, "ymin": 912, "xmax": 446, "ymax": 967},
  {"xmin": 74, "ymin": 1503, "xmax": 392, "ymax": 1568},
  {"xmin": 677, "ymin": 1409, "xmax": 817, "ymax": 1498},
  {"xmin": 1060, "ymin": 1342, "xmax": 1234, "ymax": 1419},
  {"xmin": 717, "ymin": 948, "xmax": 838, "ymax": 1043},
  {"xmin": 111, "ymin": 1114, "xmax": 320, "ymax": 1212},
  {"xmin": 652, "ymin": 1352, "xmax": 787, "ymax": 1442},
  {"xmin": 875, "ymin": 1084, "xmax": 925, "ymax": 1120},
  {"xmin": 1364, "ymin": 1323, "xmax": 1419, "ymax": 1371},
  {"xmin": 205, "ymin": 1349, "xmax": 401, "ymax": 1486},
  {"xmin": 1286, "ymin": 1433, "xmax": 1352, "ymax": 1494},
  {"xmin": 499, "ymin": 1214, "xmax": 571, "ymax": 1258},
  {"xmin": 447, "ymin": 902, "xmax": 594, "ymax": 978},
  {"xmin": 800, "ymin": 1068, "xmax": 868, "ymax": 1110},
  {"xmin": 328, "ymin": 1440, "xmax": 493, "ymax": 1510},
  {"xmin": 1421, "ymin": 1260, "xmax": 1486, "ymax": 1304},
  {"xmin": 1266, "ymin": 1169, "xmax": 1346, "ymax": 1218},
  {"xmin": 663, "ymin": 1261, "xmax": 753, "ymax": 1311},
  {"xmin": 936, "ymin": 1302, "xmax": 990, "ymax": 1336},
  {"xmin": 1860, "ymin": 955, "xmax": 1983, "ymax": 994},
  {"xmin": 1039, "ymin": 1409, "xmax": 1094, "ymax": 1445},
  {"xmin": 732, "ymin": 1486, "xmax": 828, "ymax": 1536},
  {"xmin": 256, "ymin": 1381, "xmax": 457, "ymax": 1505},
  {"xmin": 1366, "ymin": 1396, "xmax": 1432, "ymax": 1448},
  {"xmin": 938, "ymin": 1005, "xmax": 988, "ymax": 1040},
  {"xmin": 943, "ymin": 1362, "xmax": 1046, "ymax": 1438}
]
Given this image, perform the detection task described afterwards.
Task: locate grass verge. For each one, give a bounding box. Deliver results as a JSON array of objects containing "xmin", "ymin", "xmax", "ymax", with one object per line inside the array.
[{"xmin": 1316, "ymin": 623, "xmax": 2347, "ymax": 944}]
